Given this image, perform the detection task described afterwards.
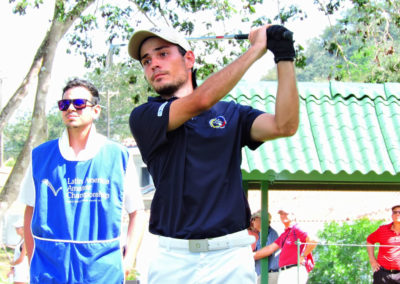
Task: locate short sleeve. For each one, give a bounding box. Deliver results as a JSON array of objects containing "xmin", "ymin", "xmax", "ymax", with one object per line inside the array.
[
  {"xmin": 237, "ymin": 103, "xmax": 264, "ymax": 150},
  {"xmin": 18, "ymin": 161, "xmax": 35, "ymax": 207},
  {"xmin": 267, "ymin": 227, "xmax": 279, "ymax": 246},
  {"xmin": 367, "ymin": 227, "xmax": 381, "ymax": 244},
  {"xmin": 123, "ymin": 155, "xmax": 145, "ymax": 213},
  {"xmin": 294, "ymin": 226, "xmax": 308, "ymax": 243},
  {"xmin": 129, "ymin": 100, "xmax": 170, "ymax": 164}
]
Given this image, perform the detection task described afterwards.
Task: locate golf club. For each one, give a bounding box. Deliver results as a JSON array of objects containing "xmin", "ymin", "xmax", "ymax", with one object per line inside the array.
[{"xmin": 186, "ymin": 25, "xmax": 293, "ymax": 44}]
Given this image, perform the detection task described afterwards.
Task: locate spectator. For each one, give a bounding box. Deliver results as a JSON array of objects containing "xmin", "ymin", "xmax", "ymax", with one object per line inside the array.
[
  {"xmin": 248, "ymin": 213, "xmax": 260, "ymax": 251},
  {"xmin": 252, "ymin": 210, "xmax": 280, "ymax": 284},
  {"xmin": 367, "ymin": 204, "xmax": 400, "ymax": 284},
  {"xmin": 253, "ymin": 208, "xmax": 317, "ymax": 284},
  {"xmin": 7, "ymin": 218, "xmax": 29, "ymax": 284}
]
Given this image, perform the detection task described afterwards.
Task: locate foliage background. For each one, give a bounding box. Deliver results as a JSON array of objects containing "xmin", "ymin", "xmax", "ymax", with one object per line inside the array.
[
  {"xmin": 0, "ymin": 246, "xmax": 16, "ymax": 283},
  {"xmin": 0, "ymin": 219, "xmax": 386, "ymax": 283},
  {"xmin": 0, "ymin": 1, "xmax": 398, "ymax": 283},
  {"xmin": 308, "ymin": 218, "xmax": 384, "ymax": 284},
  {"xmin": 2, "ymin": 0, "xmax": 400, "ymax": 164}
]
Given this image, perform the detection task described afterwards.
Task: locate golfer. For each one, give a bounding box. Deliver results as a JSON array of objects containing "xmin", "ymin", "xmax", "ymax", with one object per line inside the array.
[{"xmin": 128, "ymin": 24, "xmax": 299, "ymax": 283}]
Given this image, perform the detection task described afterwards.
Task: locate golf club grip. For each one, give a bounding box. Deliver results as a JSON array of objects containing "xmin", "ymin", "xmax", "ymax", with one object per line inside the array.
[
  {"xmin": 234, "ymin": 34, "xmax": 249, "ymax": 40},
  {"xmin": 233, "ymin": 29, "xmax": 293, "ymax": 41},
  {"xmin": 268, "ymin": 29, "xmax": 293, "ymax": 42}
]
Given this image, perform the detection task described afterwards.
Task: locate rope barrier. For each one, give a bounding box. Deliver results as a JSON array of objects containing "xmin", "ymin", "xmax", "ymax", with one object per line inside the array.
[
  {"xmin": 299, "ymin": 241, "xmax": 400, "ymax": 248},
  {"xmin": 292, "ymin": 240, "xmax": 400, "ymax": 284},
  {"xmin": 260, "ymin": 239, "xmax": 398, "ymax": 284}
]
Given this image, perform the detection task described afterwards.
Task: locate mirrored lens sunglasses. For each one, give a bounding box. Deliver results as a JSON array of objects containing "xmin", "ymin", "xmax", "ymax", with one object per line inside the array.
[{"xmin": 58, "ymin": 99, "xmax": 95, "ymax": 111}]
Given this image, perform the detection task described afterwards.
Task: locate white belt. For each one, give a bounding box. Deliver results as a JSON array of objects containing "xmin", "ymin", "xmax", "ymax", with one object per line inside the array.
[{"xmin": 158, "ymin": 229, "xmax": 255, "ymax": 253}]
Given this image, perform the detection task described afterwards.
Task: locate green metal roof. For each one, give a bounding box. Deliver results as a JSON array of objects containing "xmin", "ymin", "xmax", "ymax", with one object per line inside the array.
[{"xmin": 224, "ymin": 81, "xmax": 400, "ymax": 187}]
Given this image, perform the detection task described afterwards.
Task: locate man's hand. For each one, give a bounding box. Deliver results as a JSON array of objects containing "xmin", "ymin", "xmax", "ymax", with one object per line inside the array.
[
  {"xmin": 123, "ymin": 255, "xmax": 133, "ymax": 278},
  {"xmin": 266, "ymin": 25, "xmax": 295, "ymax": 63},
  {"xmin": 299, "ymin": 255, "xmax": 305, "ymax": 265},
  {"xmin": 248, "ymin": 25, "xmax": 269, "ymax": 60},
  {"xmin": 370, "ymin": 258, "xmax": 381, "ymax": 272},
  {"xmin": 367, "ymin": 242, "xmax": 381, "ymax": 272}
]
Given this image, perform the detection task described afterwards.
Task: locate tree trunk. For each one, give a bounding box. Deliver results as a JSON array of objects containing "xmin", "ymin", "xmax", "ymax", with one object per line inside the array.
[
  {"xmin": 0, "ymin": 57, "xmax": 42, "ymax": 134},
  {"xmin": 0, "ymin": 0, "xmax": 95, "ymax": 211}
]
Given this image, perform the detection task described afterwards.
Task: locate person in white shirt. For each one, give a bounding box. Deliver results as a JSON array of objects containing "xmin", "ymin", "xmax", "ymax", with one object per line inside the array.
[
  {"xmin": 19, "ymin": 78, "xmax": 146, "ymax": 284},
  {"xmin": 7, "ymin": 218, "xmax": 29, "ymax": 284}
]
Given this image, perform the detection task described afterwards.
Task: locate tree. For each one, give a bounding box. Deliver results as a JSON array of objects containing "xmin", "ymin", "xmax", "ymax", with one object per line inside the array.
[
  {"xmin": 0, "ymin": 0, "xmax": 98, "ymax": 209},
  {"xmin": 0, "ymin": 0, "xmax": 275, "ymax": 209},
  {"xmin": 308, "ymin": 218, "xmax": 384, "ymax": 284},
  {"xmin": 85, "ymin": 62, "xmax": 154, "ymax": 141},
  {"xmin": 46, "ymin": 108, "xmax": 65, "ymax": 141},
  {"xmin": 2, "ymin": 62, "xmax": 160, "ymax": 164},
  {"xmin": 4, "ymin": 0, "xmax": 397, "ymax": 211},
  {"xmin": 330, "ymin": 0, "xmax": 400, "ymax": 82},
  {"xmin": 3, "ymin": 109, "xmax": 66, "ymax": 167},
  {"xmin": 3, "ymin": 113, "xmax": 31, "ymax": 164},
  {"xmin": 294, "ymin": 28, "xmax": 345, "ymax": 82},
  {"xmin": 295, "ymin": 0, "xmax": 400, "ymax": 82}
]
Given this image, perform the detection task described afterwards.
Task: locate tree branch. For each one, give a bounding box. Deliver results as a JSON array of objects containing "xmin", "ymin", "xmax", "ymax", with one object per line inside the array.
[{"xmin": 130, "ymin": 0, "xmax": 158, "ymax": 27}]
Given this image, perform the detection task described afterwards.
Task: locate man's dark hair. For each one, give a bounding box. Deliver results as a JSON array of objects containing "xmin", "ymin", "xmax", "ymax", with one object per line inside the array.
[
  {"xmin": 392, "ymin": 205, "xmax": 400, "ymax": 211},
  {"xmin": 62, "ymin": 78, "xmax": 100, "ymax": 105},
  {"xmin": 177, "ymin": 45, "xmax": 198, "ymax": 89},
  {"xmin": 138, "ymin": 39, "xmax": 198, "ymax": 89}
]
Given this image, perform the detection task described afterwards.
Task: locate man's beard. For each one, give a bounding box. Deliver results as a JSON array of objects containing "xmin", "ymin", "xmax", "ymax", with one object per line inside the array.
[
  {"xmin": 153, "ymin": 76, "xmax": 186, "ymax": 97},
  {"xmin": 155, "ymin": 84, "xmax": 180, "ymax": 96}
]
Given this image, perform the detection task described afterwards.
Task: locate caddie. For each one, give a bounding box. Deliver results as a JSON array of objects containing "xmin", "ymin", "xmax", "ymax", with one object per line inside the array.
[{"xmin": 20, "ymin": 78, "xmax": 146, "ymax": 284}]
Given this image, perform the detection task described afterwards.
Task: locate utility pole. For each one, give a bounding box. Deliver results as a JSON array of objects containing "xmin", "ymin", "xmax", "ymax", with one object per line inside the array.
[
  {"xmin": 104, "ymin": 44, "xmax": 125, "ymax": 138},
  {"xmin": 0, "ymin": 78, "xmax": 3, "ymax": 168},
  {"xmin": 105, "ymin": 46, "xmax": 114, "ymax": 138}
]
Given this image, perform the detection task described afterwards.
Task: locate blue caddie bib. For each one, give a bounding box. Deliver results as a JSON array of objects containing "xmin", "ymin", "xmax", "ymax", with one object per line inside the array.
[{"xmin": 30, "ymin": 139, "xmax": 129, "ymax": 284}]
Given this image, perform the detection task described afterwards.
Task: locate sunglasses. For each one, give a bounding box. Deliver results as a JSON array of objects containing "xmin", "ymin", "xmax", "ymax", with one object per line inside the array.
[
  {"xmin": 392, "ymin": 211, "xmax": 400, "ymax": 215},
  {"xmin": 58, "ymin": 99, "xmax": 95, "ymax": 111}
]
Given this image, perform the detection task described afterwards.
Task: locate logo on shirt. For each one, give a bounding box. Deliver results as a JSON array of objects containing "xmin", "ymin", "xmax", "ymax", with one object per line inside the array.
[
  {"xmin": 157, "ymin": 102, "xmax": 168, "ymax": 117},
  {"xmin": 209, "ymin": 116, "xmax": 227, "ymax": 129},
  {"xmin": 42, "ymin": 179, "xmax": 63, "ymax": 196}
]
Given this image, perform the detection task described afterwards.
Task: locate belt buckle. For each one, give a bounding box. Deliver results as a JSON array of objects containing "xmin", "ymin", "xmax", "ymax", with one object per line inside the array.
[{"xmin": 189, "ymin": 239, "xmax": 209, "ymax": 252}]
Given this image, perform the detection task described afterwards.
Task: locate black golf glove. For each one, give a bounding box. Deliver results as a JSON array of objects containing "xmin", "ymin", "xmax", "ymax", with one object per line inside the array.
[{"xmin": 266, "ymin": 25, "xmax": 295, "ymax": 63}]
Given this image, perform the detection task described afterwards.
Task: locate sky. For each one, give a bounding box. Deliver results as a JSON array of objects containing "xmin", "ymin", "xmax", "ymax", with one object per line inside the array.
[{"xmin": 0, "ymin": 0, "xmax": 336, "ymax": 115}]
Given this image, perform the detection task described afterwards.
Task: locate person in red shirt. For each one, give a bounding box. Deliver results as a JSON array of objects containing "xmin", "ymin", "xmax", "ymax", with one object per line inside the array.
[
  {"xmin": 367, "ymin": 204, "xmax": 400, "ymax": 284},
  {"xmin": 253, "ymin": 208, "xmax": 317, "ymax": 284}
]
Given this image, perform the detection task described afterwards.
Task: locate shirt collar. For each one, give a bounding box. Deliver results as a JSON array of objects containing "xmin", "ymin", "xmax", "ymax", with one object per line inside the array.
[
  {"xmin": 284, "ymin": 223, "xmax": 297, "ymax": 231},
  {"xmin": 58, "ymin": 124, "xmax": 106, "ymax": 161},
  {"xmin": 148, "ymin": 96, "xmax": 178, "ymax": 103}
]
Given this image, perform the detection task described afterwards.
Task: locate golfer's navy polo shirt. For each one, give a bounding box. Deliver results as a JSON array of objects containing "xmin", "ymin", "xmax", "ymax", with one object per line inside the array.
[{"xmin": 130, "ymin": 96, "xmax": 263, "ymax": 239}]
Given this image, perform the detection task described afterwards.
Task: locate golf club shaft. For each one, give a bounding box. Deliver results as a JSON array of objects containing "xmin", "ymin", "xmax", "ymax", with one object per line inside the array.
[
  {"xmin": 186, "ymin": 34, "xmax": 248, "ymax": 41},
  {"xmin": 186, "ymin": 29, "xmax": 292, "ymax": 42}
]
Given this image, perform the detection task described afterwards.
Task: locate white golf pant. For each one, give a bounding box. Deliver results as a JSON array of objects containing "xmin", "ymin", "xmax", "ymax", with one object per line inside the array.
[
  {"xmin": 277, "ymin": 265, "xmax": 308, "ymax": 284},
  {"xmin": 148, "ymin": 231, "xmax": 257, "ymax": 284}
]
